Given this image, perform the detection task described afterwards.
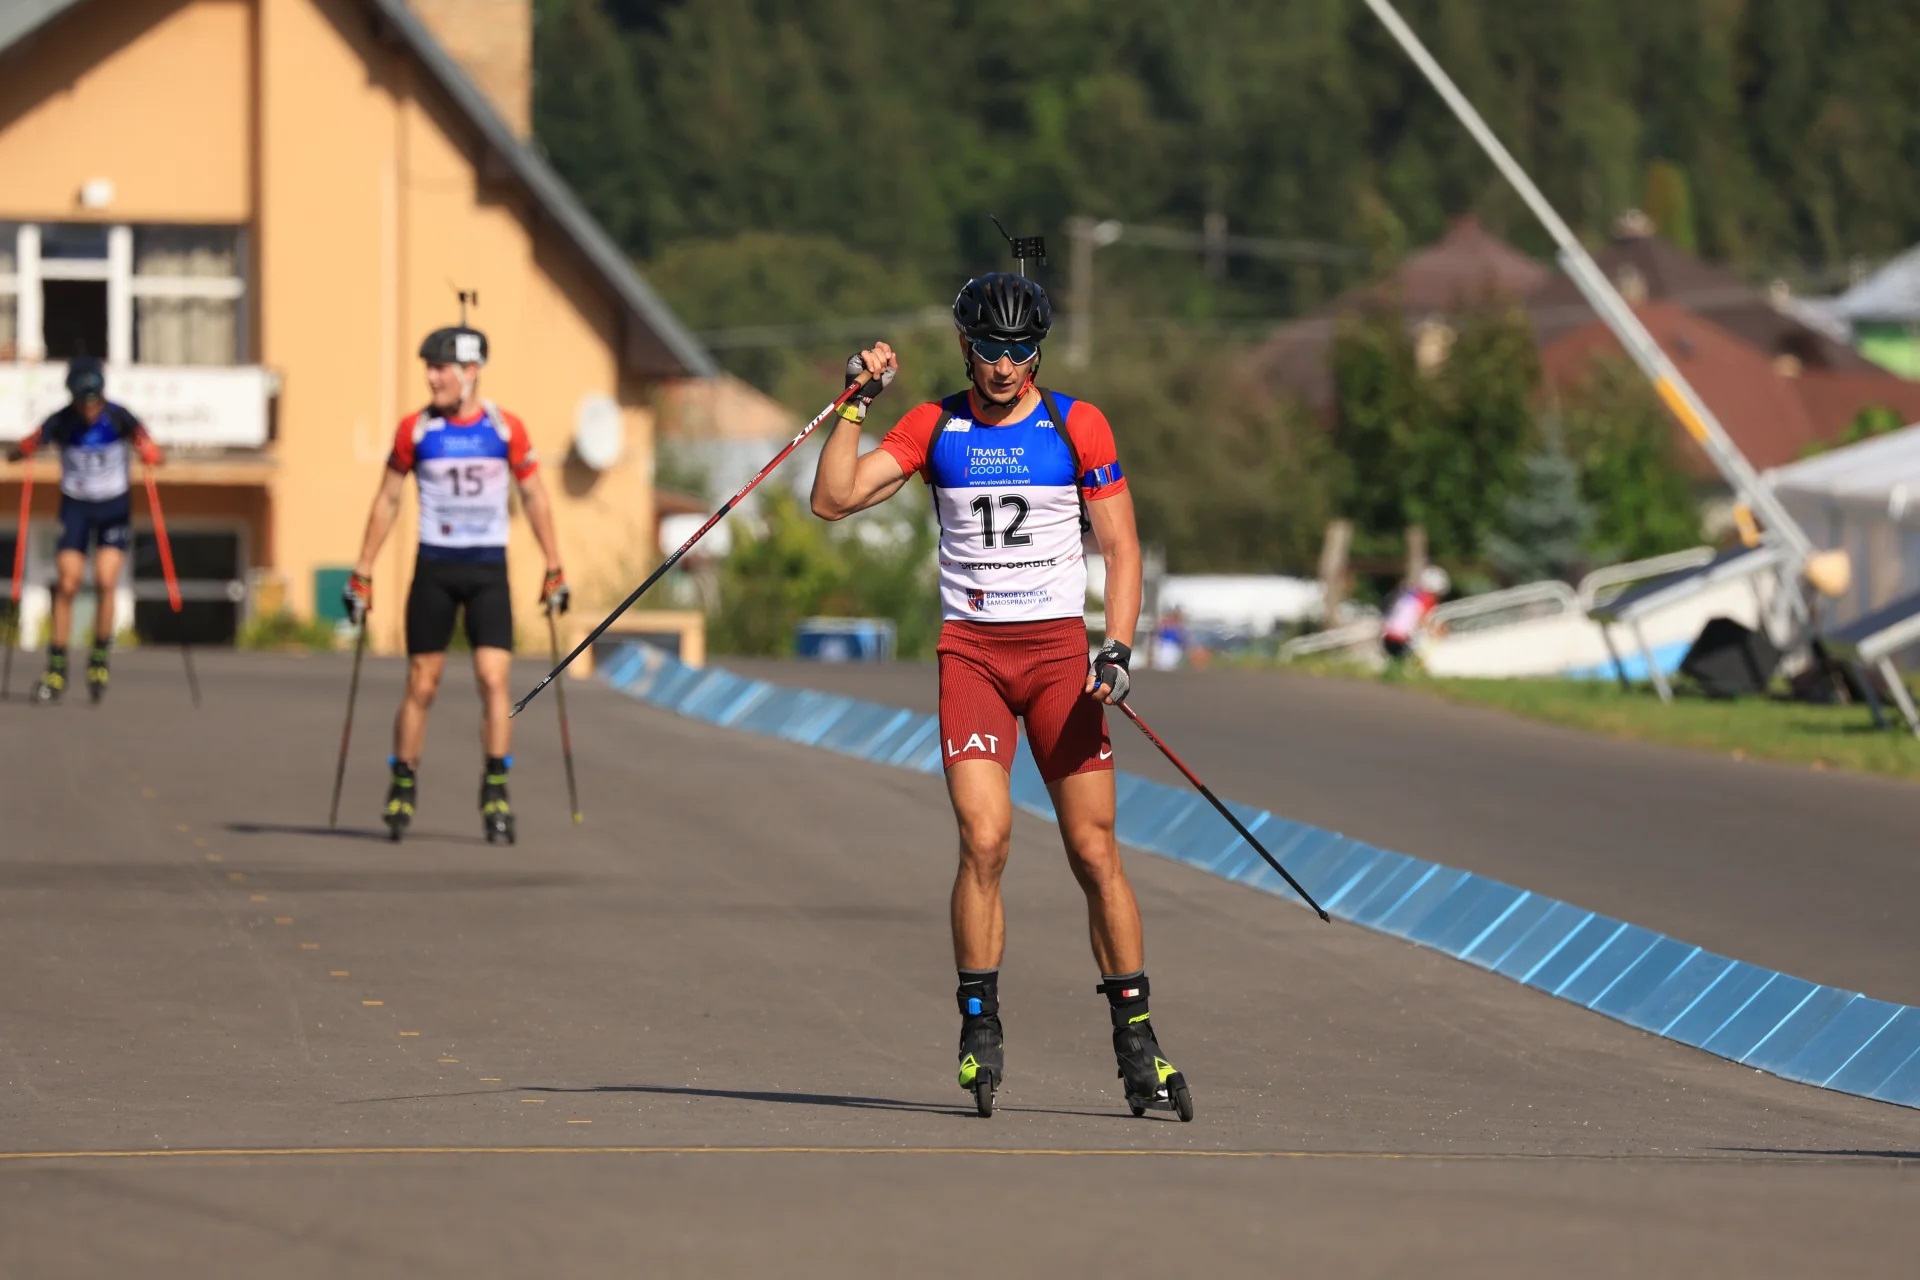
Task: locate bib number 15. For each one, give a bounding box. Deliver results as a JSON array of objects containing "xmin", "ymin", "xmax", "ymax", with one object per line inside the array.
[{"xmin": 970, "ymin": 494, "xmax": 1031, "ymax": 549}]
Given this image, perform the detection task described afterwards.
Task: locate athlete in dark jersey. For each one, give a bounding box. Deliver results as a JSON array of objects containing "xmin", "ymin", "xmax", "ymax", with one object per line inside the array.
[
  {"xmin": 344, "ymin": 324, "xmax": 568, "ymax": 844},
  {"xmin": 6, "ymin": 358, "xmax": 162, "ymax": 703},
  {"xmin": 810, "ymin": 273, "xmax": 1190, "ymax": 1120}
]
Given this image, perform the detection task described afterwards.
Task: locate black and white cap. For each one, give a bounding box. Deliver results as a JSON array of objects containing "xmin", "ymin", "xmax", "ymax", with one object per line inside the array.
[{"xmin": 418, "ymin": 326, "xmax": 489, "ymax": 367}]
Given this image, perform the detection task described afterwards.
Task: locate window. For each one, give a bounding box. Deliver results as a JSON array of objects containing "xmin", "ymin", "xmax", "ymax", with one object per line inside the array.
[
  {"xmin": 134, "ymin": 226, "xmax": 243, "ymax": 366},
  {"xmin": 2, "ymin": 222, "xmax": 245, "ymax": 365}
]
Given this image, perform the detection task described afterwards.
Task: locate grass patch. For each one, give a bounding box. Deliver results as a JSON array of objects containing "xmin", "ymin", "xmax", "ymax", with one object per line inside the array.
[{"xmin": 1407, "ymin": 674, "xmax": 1920, "ymax": 782}]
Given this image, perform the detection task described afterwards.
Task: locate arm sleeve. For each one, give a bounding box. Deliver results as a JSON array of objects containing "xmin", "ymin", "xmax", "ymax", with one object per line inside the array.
[
  {"xmin": 503, "ymin": 411, "xmax": 539, "ymax": 480},
  {"xmin": 877, "ymin": 401, "xmax": 944, "ymax": 480},
  {"xmin": 386, "ymin": 414, "xmax": 418, "ymax": 474},
  {"xmin": 1066, "ymin": 401, "xmax": 1127, "ymax": 500}
]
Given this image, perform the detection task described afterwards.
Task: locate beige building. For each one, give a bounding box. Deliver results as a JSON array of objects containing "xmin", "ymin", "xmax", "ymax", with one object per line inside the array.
[{"xmin": 0, "ymin": 0, "xmax": 713, "ymax": 653}]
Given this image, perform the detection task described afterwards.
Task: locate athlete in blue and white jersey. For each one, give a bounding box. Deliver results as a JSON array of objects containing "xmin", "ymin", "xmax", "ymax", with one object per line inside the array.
[
  {"xmin": 6, "ymin": 357, "xmax": 162, "ymax": 702},
  {"xmin": 809, "ymin": 271, "xmax": 1191, "ymax": 1120},
  {"xmin": 344, "ymin": 323, "xmax": 568, "ymax": 843}
]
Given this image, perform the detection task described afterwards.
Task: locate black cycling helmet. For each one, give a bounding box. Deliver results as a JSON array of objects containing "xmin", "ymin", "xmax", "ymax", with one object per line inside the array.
[
  {"xmin": 418, "ymin": 326, "xmax": 489, "ymax": 366},
  {"xmin": 953, "ymin": 273, "xmax": 1052, "ymax": 345},
  {"xmin": 66, "ymin": 356, "xmax": 106, "ymax": 400}
]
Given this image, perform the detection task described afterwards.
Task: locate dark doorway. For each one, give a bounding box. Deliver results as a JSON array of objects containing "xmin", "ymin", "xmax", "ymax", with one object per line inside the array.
[
  {"xmin": 42, "ymin": 280, "xmax": 107, "ymax": 360},
  {"xmin": 134, "ymin": 528, "xmax": 242, "ymax": 645}
]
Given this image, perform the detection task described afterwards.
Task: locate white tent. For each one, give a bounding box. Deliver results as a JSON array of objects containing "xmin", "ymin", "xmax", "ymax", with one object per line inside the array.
[{"xmin": 1767, "ymin": 422, "xmax": 1920, "ymax": 625}]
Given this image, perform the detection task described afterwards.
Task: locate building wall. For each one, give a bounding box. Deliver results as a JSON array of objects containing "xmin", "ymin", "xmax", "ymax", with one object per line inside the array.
[
  {"xmin": 258, "ymin": 0, "xmax": 655, "ymax": 654},
  {"xmin": 4, "ymin": 0, "xmax": 662, "ymax": 654},
  {"xmin": 0, "ymin": 0, "xmax": 252, "ymax": 222}
]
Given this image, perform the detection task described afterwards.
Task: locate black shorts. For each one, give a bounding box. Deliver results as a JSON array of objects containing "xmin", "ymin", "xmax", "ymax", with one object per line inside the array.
[
  {"xmin": 56, "ymin": 495, "xmax": 133, "ymax": 554},
  {"xmin": 406, "ymin": 556, "xmax": 514, "ymax": 655}
]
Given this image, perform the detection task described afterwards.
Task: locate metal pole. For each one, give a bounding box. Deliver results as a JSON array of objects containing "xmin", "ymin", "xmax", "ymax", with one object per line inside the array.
[{"xmin": 1357, "ymin": 0, "xmax": 1814, "ymax": 564}]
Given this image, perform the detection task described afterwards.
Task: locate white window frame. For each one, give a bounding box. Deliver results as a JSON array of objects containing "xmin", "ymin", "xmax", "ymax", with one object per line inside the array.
[{"xmin": 2, "ymin": 222, "xmax": 247, "ymax": 364}]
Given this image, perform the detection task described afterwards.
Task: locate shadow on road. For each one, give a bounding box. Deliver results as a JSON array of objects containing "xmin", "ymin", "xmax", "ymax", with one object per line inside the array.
[
  {"xmin": 225, "ymin": 821, "xmax": 491, "ymax": 848},
  {"xmin": 532, "ymin": 1083, "xmax": 1131, "ymax": 1122}
]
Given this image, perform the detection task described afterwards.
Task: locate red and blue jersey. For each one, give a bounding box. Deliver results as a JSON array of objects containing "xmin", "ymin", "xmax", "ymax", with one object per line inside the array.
[
  {"xmin": 387, "ymin": 403, "xmax": 537, "ymax": 562},
  {"xmin": 881, "ymin": 389, "xmax": 1125, "ymax": 622}
]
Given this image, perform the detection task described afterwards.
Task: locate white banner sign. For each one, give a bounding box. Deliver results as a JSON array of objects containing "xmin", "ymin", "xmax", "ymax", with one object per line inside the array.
[{"xmin": 0, "ymin": 362, "xmax": 272, "ymax": 448}]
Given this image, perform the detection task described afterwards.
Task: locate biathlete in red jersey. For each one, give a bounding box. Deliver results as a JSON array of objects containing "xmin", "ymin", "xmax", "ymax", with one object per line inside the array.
[
  {"xmin": 809, "ymin": 271, "xmax": 1188, "ymax": 1118},
  {"xmin": 343, "ymin": 324, "xmax": 570, "ymax": 845}
]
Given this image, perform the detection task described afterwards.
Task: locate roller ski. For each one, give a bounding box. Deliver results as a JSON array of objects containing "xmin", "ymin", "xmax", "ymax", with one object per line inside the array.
[
  {"xmin": 32, "ymin": 651, "xmax": 67, "ymax": 704},
  {"xmin": 1100, "ymin": 975, "xmax": 1194, "ymax": 1122},
  {"xmin": 383, "ymin": 759, "xmax": 416, "ymax": 842},
  {"xmin": 956, "ymin": 973, "xmax": 1004, "ymax": 1118},
  {"xmin": 480, "ymin": 757, "xmax": 515, "ymax": 845},
  {"xmin": 86, "ymin": 646, "xmax": 110, "ymax": 704}
]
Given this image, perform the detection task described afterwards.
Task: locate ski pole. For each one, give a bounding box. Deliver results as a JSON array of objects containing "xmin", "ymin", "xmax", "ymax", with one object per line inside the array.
[
  {"xmin": 547, "ymin": 606, "xmax": 582, "ymax": 824},
  {"xmin": 511, "ymin": 371, "xmax": 871, "ymax": 716},
  {"xmin": 1116, "ymin": 701, "xmax": 1331, "ymax": 922},
  {"xmin": 3, "ymin": 462, "xmax": 33, "ymax": 700},
  {"xmin": 328, "ymin": 619, "xmax": 369, "ymax": 828},
  {"xmin": 142, "ymin": 466, "xmax": 198, "ymax": 707}
]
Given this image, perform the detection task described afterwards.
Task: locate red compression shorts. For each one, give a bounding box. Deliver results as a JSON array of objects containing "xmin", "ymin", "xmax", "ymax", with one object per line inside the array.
[{"xmin": 936, "ymin": 618, "xmax": 1113, "ymax": 783}]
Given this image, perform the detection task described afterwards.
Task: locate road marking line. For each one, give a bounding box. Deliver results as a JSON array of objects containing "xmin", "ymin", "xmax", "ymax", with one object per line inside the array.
[
  {"xmin": 300, "ymin": 943, "xmax": 320, "ymax": 950},
  {"xmin": 226, "ymin": 872, "xmax": 245, "ymax": 882},
  {"xmin": 520, "ymin": 1099, "xmax": 544, "ymax": 1104},
  {"xmin": 362, "ymin": 1001, "xmax": 384, "ymax": 1007},
  {"xmin": 274, "ymin": 917, "xmax": 293, "ymax": 925},
  {"xmin": 250, "ymin": 894, "xmax": 268, "ymax": 902},
  {"xmin": 567, "ymin": 1120, "xmax": 591, "ymax": 1125},
  {"xmin": 479, "ymin": 1078, "xmax": 501, "ymax": 1083},
  {"xmin": 438, "ymin": 1058, "xmax": 460, "ymax": 1064},
  {"xmin": 0, "ymin": 1146, "xmax": 1888, "ymax": 1165},
  {"xmin": 400, "ymin": 1032, "xmax": 421, "ymax": 1037},
  {"xmin": 330, "ymin": 971, "xmax": 349, "ymax": 977}
]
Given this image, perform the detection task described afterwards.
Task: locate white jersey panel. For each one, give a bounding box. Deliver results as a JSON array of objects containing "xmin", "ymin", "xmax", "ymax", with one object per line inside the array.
[
  {"xmin": 934, "ymin": 480, "xmax": 1086, "ymax": 620},
  {"xmin": 416, "ymin": 454, "xmax": 515, "ymax": 549}
]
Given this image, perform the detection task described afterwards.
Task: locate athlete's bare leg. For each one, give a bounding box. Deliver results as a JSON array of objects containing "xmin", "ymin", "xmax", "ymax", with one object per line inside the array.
[
  {"xmin": 50, "ymin": 550, "xmax": 84, "ymax": 649},
  {"xmin": 473, "ymin": 646, "xmax": 512, "ymax": 758},
  {"xmin": 947, "ymin": 759, "xmax": 1013, "ymax": 970},
  {"xmin": 394, "ymin": 652, "xmax": 445, "ymax": 764},
  {"xmin": 91, "ymin": 547, "xmax": 123, "ymax": 643},
  {"xmin": 1049, "ymin": 768, "xmax": 1145, "ymax": 975}
]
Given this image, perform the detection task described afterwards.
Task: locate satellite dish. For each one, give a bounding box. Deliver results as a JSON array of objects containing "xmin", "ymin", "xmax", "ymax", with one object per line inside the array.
[{"xmin": 573, "ymin": 394, "xmax": 624, "ymax": 470}]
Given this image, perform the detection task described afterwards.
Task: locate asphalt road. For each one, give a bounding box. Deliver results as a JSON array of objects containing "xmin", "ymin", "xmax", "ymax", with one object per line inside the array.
[
  {"xmin": 2, "ymin": 650, "xmax": 1917, "ymax": 1277},
  {"xmin": 726, "ymin": 659, "xmax": 1920, "ymax": 1005}
]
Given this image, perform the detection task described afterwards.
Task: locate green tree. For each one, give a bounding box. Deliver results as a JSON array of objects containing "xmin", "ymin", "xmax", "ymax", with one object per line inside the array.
[
  {"xmin": 1486, "ymin": 419, "xmax": 1594, "ymax": 583},
  {"xmin": 1643, "ymin": 159, "xmax": 1698, "ymax": 253},
  {"xmin": 1559, "ymin": 357, "xmax": 1701, "ymax": 560}
]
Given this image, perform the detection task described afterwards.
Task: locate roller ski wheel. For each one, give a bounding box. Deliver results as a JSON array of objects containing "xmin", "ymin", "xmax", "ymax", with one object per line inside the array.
[
  {"xmin": 480, "ymin": 766, "xmax": 515, "ymax": 845},
  {"xmin": 32, "ymin": 670, "xmax": 65, "ymax": 704},
  {"xmin": 86, "ymin": 650, "xmax": 109, "ymax": 704},
  {"xmin": 971, "ymin": 1077, "xmax": 996, "ymax": 1118},
  {"xmin": 383, "ymin": 763, "xmax": 416, "ymax": 843},
  {"xmin": 484, "ymin": 810, "xmax": 515, "ymax": 845},
  {"xmin": 1124, "ymin": 1071, "xmax": 1194, "ymax": 1122}
]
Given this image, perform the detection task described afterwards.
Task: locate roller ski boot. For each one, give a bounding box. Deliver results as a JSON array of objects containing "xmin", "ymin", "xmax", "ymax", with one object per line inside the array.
[
  {"xmin": 32, "ymin": 650, "xmax": 67, "ymax": 704},
  {"xmin": 480, "ymin": 756, "xmax": 515, "ymax": 845},
  {"xmin": 1099, "ymin": 974, "xmax": 1193, "ymax": 1122},
  {"xmin": 86, "ymin": 645, "xmax": 110, "ymax": 704},
  {"xmin": 956, "ymin": 972, "xmax": 1004, "ymax": 1117},
  {"xmin": 383, "ymin": 759, "xmax": 416, "ymax": 841}
]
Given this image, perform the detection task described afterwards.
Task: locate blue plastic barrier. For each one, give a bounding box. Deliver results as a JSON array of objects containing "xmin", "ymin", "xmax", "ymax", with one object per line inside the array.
[{"xmin": 600, "ymin": 643, "xmax": 1920, "ymax": 1111}]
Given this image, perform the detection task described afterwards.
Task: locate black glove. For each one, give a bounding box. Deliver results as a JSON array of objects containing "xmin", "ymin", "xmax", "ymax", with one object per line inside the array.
[
  {"xmin": 1091, "ymin": 638, "xmax": 1132, "ymax": 705},
  {"xmin": 342, "ymin": 571, "xmax": 372, "ymax": 626},
  {"xmin": 843, "ymin": 354, "xmax": 896, "ymax": 417}
]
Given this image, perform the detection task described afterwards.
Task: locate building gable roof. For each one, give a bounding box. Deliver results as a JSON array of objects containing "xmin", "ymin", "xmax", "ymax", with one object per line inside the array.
[{"xmin": 1, "ymin": 0, "xmax": 715, "ymax": 379}]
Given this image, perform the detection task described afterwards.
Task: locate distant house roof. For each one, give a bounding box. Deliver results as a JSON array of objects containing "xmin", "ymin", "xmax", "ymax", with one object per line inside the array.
[
  {"xmin": 0, "ymin": 0, "xmax": 715, "ymax": 379},
  {"xmin": 1540, "ymin": 301, "xmax": 1920, "ymax": 477},
  {"xmin": 1828, "ymin": 244, "xmax": 1920, "ymax": 325},
  {"xmin": 1245, "ymin": 215, "xmax": 1547, "ymax": 410},
  {"xmin": 1767, "ymin": 420, "xmax": 1920, "ymax": 506},
  {"xmin": 1528, "ymin": 229, "xmax": 1874, "ymax": 374}
]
